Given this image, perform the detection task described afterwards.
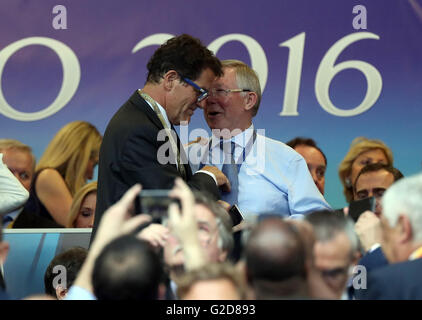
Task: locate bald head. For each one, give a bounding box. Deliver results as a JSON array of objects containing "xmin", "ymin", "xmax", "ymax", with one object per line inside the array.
[{"xmin": 246, "ymin": 218, "xmax": 306, "ymax": 282}]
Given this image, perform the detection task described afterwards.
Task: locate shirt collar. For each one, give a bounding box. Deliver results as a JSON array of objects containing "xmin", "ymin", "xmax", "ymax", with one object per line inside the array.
[
  {"xmin": 141, "ymin": 89, "xmax": 172, "ymax": 129},
  {"xmin": 210, "ymin": 124, "xmax": 254, "ymax": 149}
]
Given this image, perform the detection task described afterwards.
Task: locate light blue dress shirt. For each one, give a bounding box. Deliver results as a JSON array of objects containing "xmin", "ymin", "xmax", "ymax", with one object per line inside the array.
[{"xmin": 187, "ymin": 125, "xmax": 331, "ymax": 219}]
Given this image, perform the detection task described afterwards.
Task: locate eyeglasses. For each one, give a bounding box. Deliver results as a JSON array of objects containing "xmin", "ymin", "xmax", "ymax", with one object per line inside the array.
[
  {"xmin": 181, "ymin": 77, "xmax": 209, "ymax": 103},
  {"xmin": 209, "ymin": 88, "xmax": 251, "ymax": 98}
]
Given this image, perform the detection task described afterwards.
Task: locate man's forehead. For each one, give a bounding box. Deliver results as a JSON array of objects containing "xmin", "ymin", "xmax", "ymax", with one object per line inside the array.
[
  {"xmin": 194, "ymin": 204, "xmax": 217, "ymax": 223},
  {"xmin": 356, "ymin": 170, "xmax": 394, "ymax": 189}
]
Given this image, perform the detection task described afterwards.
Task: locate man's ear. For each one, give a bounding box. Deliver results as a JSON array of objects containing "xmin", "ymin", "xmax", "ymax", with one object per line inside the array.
[
  {"xmin": 218, "ymin": 250, "xmax": 228, "ymax": 263},
  {"xmin": 55, "ymin": 285, "xmax": 68, "ymax": 300},
  {"xmin": 0, "ymin": 242, "xmax": 10, "ymax": 265},
  {"xmin": 162, "ymin": 70, "xmax": 180, "ymax": 91},
  {"xmin": 398, "ymin": 215, "xmax": 412, "ymax": 244},
  {"xmin": 244, "ymin": 92, "xmax": 258, "ymax": 112}
]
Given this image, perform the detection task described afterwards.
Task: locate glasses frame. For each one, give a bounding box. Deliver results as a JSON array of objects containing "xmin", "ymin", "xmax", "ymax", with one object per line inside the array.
[
  {"xmin": 181, "ymin": 76, "xmax": 209, "ymax": 103},
  {"xmin": 209, "ymin": 88, "xmax": 252, "ymax": 98}
]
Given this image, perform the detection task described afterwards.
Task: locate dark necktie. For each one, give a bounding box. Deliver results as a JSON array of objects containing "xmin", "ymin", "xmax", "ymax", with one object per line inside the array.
[{"xmin": 220, "ymin": 141, "xmax": 239, "ymax": 205}]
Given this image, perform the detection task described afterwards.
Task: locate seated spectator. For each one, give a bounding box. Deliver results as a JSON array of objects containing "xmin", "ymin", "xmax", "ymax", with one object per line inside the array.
[
  {"xmin": 305, "ymin": 210, "xmax": 360, "ymax": 299},
  {"xmin": 66, "ymin": 182, "xmax": 97, "ymax": 228},
  {"xmin": 24, "ymin": 121, "xmax": 102, "ymax": 226},
  {"xmin": 356, "ymin": 173, "xmax": 422, "ymax": 299},
  {"xmin": 44, "ymin": 247, "xmax": 88, "ymax": 299},
  {"xmin": 92, "ymin": 235, "xmax": 162, "ymax": 300},
  {"xmin": 0, "ymin": 140, "xmax": 61, "ymax": 229},
  {"xmin": 176, "ymin": 262, "xmax": 246, "ymax": 300},
  {"xmin": 244, "ymin": 217, "xmax": 309, "ymax": 299},
  {"xmin": 286, "ymin": 137, "xmax": 327, "ymax": 195},
  {"xmin": 339, "ymin": 137, "xmax": 393, "ymax": 203},
  {"xmin": 351, "ymin": 164, "xmax": 403, "ymax": 280},
  {"xmin": 0, "ymin": 153, "xmax": 29, "ymax": 216},
  {"xmin": 162, "ymin": 188, "xmax": 233, "ymax": 280}
]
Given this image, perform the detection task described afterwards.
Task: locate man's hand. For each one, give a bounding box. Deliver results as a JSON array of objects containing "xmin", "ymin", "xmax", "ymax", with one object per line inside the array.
[
  {"xmin": 354, "ymin": 210, "xmax": 382, "ymax": 253},
  {"xmin": 139, "ymin": 223, "xmax": 169, "ymax": 248},
  {"xmin": 200, "ymin": 165, "xmax": 231, "ymax": 192}
]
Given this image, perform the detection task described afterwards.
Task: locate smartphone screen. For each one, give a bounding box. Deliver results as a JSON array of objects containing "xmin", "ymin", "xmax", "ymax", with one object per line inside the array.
[
  {"xmin": 139, "ymin": 189, "xmax": 175, "ymax": 222},
  {"xmin": 228, "ymin": 204, "xmax": 244, "ymax": 227},
  {"xmin": 348, "ymin": 197, "xmax": 376, "ymax": 222}
]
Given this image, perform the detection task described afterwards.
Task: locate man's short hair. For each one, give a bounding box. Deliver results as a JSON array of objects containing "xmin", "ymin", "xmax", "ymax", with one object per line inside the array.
[
  {"xmin": 0, "ymin": 139, "xmax": 36, "ymax": 171},
  {"xmin": 193, "ymin": 191, "xmax": 234, "ymax": 255},
  {"xmin": 146, "ymin": 34, "xmax": 222, "ymax": 84},
  {"xmin": 44, "ymin": 247, "xmax": 88, "ymax": 297},
  {"xmin": 246, "ymin": 218, "xmax": 306, "ymax": 282},
  {"xmin": 175, "ymin": 262, "xmax": 246, "ymax": 299},
  {"xmin": 305, "ymin": 210, "xmax": 359, "ymax": 259},
  {"xmin": 92, "ymin": 235, "xmax": 162, "ymax": 300},
  {"xmin": 382, "ymin": 173, "xmax": 422, "ymax": 242},
  {"xmin": 221, "ymin": 60, "xmax": 262, "ymax": 117},
  {"xmin": 286, "ymin": 137, "xmax": 327, "ymax": 166},
  {"xmin": 353, "ymin": 163, "xmax": 404, "ymax": 192}
]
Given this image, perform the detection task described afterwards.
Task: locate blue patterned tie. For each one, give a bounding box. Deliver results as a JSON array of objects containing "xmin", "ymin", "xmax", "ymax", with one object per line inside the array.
[{"xmin": 220, "ymin": 141, "xmax": 239, "ymax": 205}]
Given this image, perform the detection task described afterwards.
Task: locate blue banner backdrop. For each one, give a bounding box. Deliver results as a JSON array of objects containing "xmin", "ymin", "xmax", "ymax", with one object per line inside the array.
[{"xmin": 0, "ymin": 0, "xmax": 421, "ymax": 208}]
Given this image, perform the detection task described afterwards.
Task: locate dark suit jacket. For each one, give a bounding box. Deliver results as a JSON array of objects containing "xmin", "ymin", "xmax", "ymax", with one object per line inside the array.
[
  {"xmin": 356, "ymin": 258, "xmax": 422, "ymax": 300},
  {"xmin": 12, "ymin": 207, "xmax": 63, "ymax": 229},
  {"xmin": 93, "ymin": 91, "xmax": 219, "ymax": 238},
  {"xmin": 358, "ymin": 246, "xmax": 389, "ymax": 274}
]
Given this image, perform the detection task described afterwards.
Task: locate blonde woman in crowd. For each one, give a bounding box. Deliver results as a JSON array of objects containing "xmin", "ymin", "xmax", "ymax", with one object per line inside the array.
[
  {"xmin": 338, "ymin": 137, "xmax": 393, "ymax": 203},
  {"xmin": 66, "ymin": 182, "xmax": 97, "ymax": 228},
  {"xmin": 25, "ymin": 121, "xmax": 102, "ymax": 226}
]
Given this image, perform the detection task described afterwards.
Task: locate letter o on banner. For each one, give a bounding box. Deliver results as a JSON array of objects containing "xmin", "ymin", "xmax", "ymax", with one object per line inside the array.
[
  {"xmin": 208, "ymin": 34, "xmax": 268, "ymax": 91},
  {"xmin": 0, "ymin": 37, "xmax": 80, "ymax": 121}
]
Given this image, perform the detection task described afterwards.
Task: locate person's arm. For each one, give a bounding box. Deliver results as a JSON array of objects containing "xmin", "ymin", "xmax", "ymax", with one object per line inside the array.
[
  {"xmin": 35, "ymin": 168, "xmax": 73, "ymax": 226},
  {"xmin": 287, "ymin": 157, "xmax": 331, "ymax": 215},
  {"xmin": 168, "ymin": 178, "xmax": 206, "ymax": 271},
  {"xmin": 0, "ymin": 153, "xmax": 29, "ymax": 215}
]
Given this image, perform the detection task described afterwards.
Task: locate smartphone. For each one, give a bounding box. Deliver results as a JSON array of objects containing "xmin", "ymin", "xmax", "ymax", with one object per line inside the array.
[
  {"xmin": 228, "ymin": 204, "xmax": 244, "ymax": 227},
  {"xmin": 139, "ymin": 189, "xmax": 177, "ymax": 222},
  {"xmin": 348, "ymin": 197, "xmax": 376, "ymax": 222}
]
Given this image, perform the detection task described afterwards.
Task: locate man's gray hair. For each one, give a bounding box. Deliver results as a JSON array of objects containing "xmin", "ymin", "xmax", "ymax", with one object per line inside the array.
[
  {"xmin": 0, "ymin": 139, "xmax": 36, "ymax": 171},
  {"xmin": 305, "ymin": 210, "xmax": 360, "ymax": 259},
  {"xmin": 221, "ymin": 60, "xmax": 262, "ymax": 117},
  {"xmin": 193, "ymin": 191, "xmax": 234, "ymax": 255},
  {"xmin": 382, "ymin": 173, "xmax": 422, "ymax": 242}
]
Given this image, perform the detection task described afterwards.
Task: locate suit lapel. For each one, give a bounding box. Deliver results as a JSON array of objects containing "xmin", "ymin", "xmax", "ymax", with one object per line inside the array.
[{"xmin": 129, "ymin": 90, "xmax": 164, "ymax": 131}]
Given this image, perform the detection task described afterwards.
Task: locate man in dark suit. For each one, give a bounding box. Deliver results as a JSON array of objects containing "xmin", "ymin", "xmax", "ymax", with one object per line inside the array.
[
  {"xmin": 93, "ymin": 34, "xmax": 229, "ymax": 238},
  {"xmin": 356, "ymin": 173, "xmax": 422, "ymax": 299}
]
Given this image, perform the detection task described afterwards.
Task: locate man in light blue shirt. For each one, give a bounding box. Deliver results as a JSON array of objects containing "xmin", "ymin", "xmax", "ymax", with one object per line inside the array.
[{"xmin": 187, "ymin": 60, "xmax": 330, "ymax": 219}]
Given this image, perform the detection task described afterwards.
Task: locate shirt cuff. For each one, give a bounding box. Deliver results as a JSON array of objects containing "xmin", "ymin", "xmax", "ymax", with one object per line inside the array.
[
  {"xmin": 369, "ymin": 243, "xmax": 381, "ymax": 253},
  {"xmin": 195, "ymin": 170, "xmax": 218, "ymax": 186}
]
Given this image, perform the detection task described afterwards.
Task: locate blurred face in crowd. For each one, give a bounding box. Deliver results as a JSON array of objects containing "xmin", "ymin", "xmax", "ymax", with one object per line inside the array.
[
  {"xmin": 204, "ymin": 67, "xmax": 253, "ymax": 133},
  {"xmin": 164, "ymin": 204, "xmax": 226, "ymax": 268},
  {"xmin": 354, "ymin": 170, "xmax": 395, "ymax": 217},
  {"xmin": 294, "ymin": 145, "xmax": 326, "ymax": 195},
  {"xmin": 166, "ymin": 68, "xmax": 215, "ymax": 125},
  {"xmin": 313, "ymin": 232, "xmax": 354, "ymax": 299},
  {"xmin": 182, "ymin": 279, "xmax": 241, "ymax": 300},
  {"xmin": 1, "ymin": 148, "xmax": 34, "ymax": 191},
  {"xmin": 74, "ymin": 192, "xmax": 96, "ymax": 228},
  {"xmin": 349, "ymin": 149, "xmax": 388, "ymax": 186}
]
